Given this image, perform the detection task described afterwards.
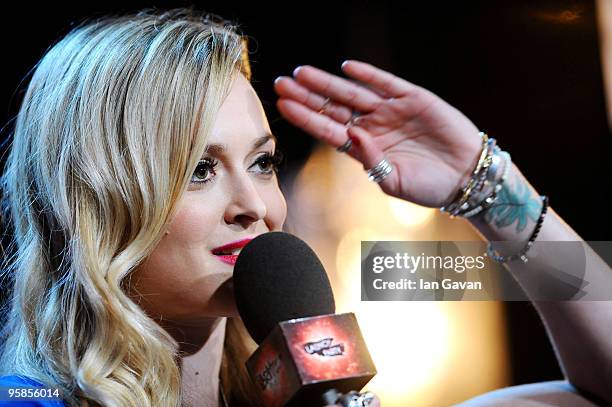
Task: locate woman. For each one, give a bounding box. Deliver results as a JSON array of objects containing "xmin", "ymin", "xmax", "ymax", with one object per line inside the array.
[
  {"xmin": 0, "ymin": 7, "xmax": 379, "ymax": 407},
  {"xmin": 0, "ymin": 8, "xmax": 287, "ymax": 407}
]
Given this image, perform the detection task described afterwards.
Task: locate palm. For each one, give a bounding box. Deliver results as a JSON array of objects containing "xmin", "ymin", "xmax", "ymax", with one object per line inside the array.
[{"xmin": 273, "ymin": 60, "xmax": 482, "ymax": 208}]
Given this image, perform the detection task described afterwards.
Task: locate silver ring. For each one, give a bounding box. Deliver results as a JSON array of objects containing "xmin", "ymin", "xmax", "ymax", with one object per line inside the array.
[
  {"xmin": 336, "ymin": 390, "xmax": 376, "ymax": 407},
  {"xmin": 336, "ymin": 137, "xmax": 353, "ymax": 153},
  {"xmin": 345, "ymin": 110, "xmax": 362, "ymax": 127},
  {"xmin": 358, "ymin": 391, "xmax": 376, "ymax": 406},
  {"xmin": 366, "ymin": 157, "xmax": 393, "ymax": 183}
]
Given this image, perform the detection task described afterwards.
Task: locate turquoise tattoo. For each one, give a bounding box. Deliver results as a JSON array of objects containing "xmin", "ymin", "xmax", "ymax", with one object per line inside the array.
[{"xmin": 482, "ymin": 174, "xmax": 541, "ymax": 233}]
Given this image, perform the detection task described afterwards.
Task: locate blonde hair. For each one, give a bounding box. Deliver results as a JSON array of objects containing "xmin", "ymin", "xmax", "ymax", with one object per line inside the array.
[{"xmin": 0, "ymin": 7, "xmax": 260, "ymax": 406}]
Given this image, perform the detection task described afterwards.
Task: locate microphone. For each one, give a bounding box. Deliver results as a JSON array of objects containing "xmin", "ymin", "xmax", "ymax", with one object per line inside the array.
[{"xmin": 233, "ymin": 231, "xmax": 377, "ymax": 407}]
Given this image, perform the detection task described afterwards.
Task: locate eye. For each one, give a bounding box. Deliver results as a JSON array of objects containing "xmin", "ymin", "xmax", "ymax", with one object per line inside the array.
[
  {"xmin": 191, "ymin": 158, "xmax": 219, "ymax": 185},
  {"xmin": 249, "ymin": 150, "xmax": 284, "ymax": 175}
]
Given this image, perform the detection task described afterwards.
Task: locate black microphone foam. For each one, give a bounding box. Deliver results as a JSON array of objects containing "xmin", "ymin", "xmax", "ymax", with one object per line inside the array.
[{"xmin": 233, "ymin": 231, "xmax": 335, "ymax": 344}]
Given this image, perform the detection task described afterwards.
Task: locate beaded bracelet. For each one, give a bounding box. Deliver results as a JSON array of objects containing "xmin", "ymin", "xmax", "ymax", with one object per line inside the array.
[{"xmin": 486, "ymin": 195, "xmax": 549, "ymax": 264}]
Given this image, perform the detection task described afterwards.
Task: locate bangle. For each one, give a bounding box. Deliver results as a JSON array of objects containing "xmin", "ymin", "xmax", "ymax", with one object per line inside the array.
[
  {"xmin": 441, "ymin": 132, "xmax": 492, "ymax": 217},
  {"xmin": 486, "ymin": 195, "xmax": 549, "ymax": 264},
  {"xmin": 441, "ymin": 132, "xmax": 511, "ymax": 219},
  {"xmin": 459, "ymin": 150, "xmax": 512, "ymax": 218},
  {"xmin": 452, "ymin": 133, "xmax": 491, "ymax": 214}
]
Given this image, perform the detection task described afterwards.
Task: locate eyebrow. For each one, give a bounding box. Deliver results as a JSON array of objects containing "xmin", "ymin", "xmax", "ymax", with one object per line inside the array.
[{"xmin": 204, "ymin": 134, "xmax": 277, "ymax": 156}]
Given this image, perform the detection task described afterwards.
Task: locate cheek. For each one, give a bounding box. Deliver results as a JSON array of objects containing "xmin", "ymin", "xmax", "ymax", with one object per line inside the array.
[
  {"xmin": 128, "ymin": 197, "xmax": 223, "ymax": 318},
  {"xmin": 152, "ymin": 196, "xmax": 220, "ymax": 275},
  {"xmin": 167, "ymin": 198, "xmax": 218, "ymax": 243}
]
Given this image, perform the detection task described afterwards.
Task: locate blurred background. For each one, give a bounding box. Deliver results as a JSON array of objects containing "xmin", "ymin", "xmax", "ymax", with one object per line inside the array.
[{"xmin": 1, "ymin": 0, "xmax": 611, "ymax": 405}]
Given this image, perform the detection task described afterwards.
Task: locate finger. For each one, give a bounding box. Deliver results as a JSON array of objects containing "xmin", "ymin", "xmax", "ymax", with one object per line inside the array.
[
  {"xmin": 347, "ymin": 125, "xmax": 396, "ymax": 190},
  {"xmin": 341, "ymin": 59, "xmax": 418, "ymax": 98},
  {"xmin": 277, "ymin": 97, "xmax": 350, "ymax": 147},
  {"xmin": 274, "ymin": 76, "xmax": 354, "ymax": 125},
  {"xmin": 277, "ymin": 98, "xmax": 366, "ymax": 164},
  {"xmin": 292, "ymin": 65, "xmax": 384, "ymax": 113}
]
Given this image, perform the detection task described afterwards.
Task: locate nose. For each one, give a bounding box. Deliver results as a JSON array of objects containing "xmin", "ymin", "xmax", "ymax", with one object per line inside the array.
[{"xmin": 224, "ymin": 172, "xmax": 268, "ymax": 228}]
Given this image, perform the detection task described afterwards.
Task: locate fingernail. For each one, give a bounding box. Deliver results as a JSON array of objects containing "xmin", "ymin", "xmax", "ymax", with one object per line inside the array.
[
  {"xmin": 292, "ymin": 66, "xmax": 303, "ymax": 76},
  {"xmin": 341, "ymin": 60, "xmax": 351, "ymax": 69},
  {"xmin": 274, "ymin": 76, "xmax": 285, "ymax": 85}
]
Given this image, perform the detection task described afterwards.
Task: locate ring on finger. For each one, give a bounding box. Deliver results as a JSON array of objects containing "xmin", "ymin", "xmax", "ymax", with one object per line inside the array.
[
  {"xmin": 318, "ymin": 97, "xmax": 331, "ymax": 114},
  {"xmin": 358, "ymin": 391, "xmax": 376, "ymax": 406},
  {"xmin": 366, "ymin": 157, "xmax": 393, "ymax": 183},
  {"xmin": 336, "ymin": 137, "xmax": 353, "ymax": 153},
  {"xmin": 336, "ymin": 390, "xmax": 376, "ymax": 407},
  {"xmin": 344, "ymin": 110, "xmax": 362, "ymax": 128}
]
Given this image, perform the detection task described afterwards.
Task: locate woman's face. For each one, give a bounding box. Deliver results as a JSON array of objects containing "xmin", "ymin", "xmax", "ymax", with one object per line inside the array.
[{"xmin": 131, "ymin": 74, "xmax": 287, "ymax": 323}]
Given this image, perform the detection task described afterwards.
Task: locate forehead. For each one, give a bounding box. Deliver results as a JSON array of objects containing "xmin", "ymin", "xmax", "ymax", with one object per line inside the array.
[{"xmin": 208, "ymin": 74, "xmax": 272, "ymax": 145}]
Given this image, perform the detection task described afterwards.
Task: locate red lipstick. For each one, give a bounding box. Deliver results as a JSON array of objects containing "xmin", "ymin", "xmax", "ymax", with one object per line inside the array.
[{"xmin": 211, "ymin": 237, "xmax": 254, "ymax": 265}]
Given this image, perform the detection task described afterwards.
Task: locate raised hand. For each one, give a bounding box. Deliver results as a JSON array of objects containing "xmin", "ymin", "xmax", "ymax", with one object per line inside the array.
[{"xmin": 274, "ymin": 60, "xmax": 483, "ymax": 208}]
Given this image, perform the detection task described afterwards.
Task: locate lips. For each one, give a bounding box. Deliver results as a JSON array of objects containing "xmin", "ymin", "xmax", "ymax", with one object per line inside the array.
[{"xmin": 211, "ymin": 237, "xmax": 254, "ymax": 265}]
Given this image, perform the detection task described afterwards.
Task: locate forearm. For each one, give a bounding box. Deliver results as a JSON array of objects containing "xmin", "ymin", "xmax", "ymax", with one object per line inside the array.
[{"xmin": 467, "ymin": 162, "xmax": 612, "ymax": 404}]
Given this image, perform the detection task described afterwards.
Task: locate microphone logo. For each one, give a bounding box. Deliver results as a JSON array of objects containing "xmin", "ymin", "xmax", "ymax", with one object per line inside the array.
[
  {"xmin": 303, "ymin": 337, "xmax": 345, "ymax": 357},
  {"xmin": 255, "ymin": 355, "xmax": 282, "ymax": 390}
]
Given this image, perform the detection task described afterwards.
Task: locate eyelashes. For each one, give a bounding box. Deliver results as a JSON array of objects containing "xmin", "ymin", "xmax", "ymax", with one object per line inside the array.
[
  {"xmin": 190, "ymin": 150, "xmax": 285, "ymax": 185},
  {"xmin": 191, "ymin": 157, "xmax": 219, "ymax": 185},
  {"xmin": 256, "ymin": 150, "xmax": 284, "ymax": 174}
]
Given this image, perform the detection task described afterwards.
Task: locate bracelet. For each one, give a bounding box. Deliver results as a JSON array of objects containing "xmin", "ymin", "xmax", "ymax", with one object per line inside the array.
[
  {"xmin": 440, "ymin": 132, "xmax": 510, "ymax": 219},
  {"xmin": 440, "ymin": 132, "xmax": 491, "ymax": 216},
  {"xmin": 486, "ymin": 195, "xmax": 549, "ymax": 264},
  {"xmin": 458, "ymin": 150, "xmax": 512, "ymax": 218},
  {"xmin": 451, "ymin": 133, "xmax": 491, "ymax": 214}
]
